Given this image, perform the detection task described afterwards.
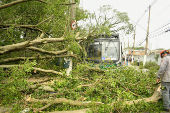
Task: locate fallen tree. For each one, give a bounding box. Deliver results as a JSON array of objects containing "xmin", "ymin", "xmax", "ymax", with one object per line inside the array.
[
  {"xmin": 0, "ymin": 62, "xmax": 163, "ymax": 112},
  {"xmin": 18, "ymin": 82, "xmax": 161, "ymax": 113}
]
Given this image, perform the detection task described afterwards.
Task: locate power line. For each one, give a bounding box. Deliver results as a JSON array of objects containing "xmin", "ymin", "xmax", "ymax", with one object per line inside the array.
[
  {"xmin": 134, "ymin": 20, "xmax": 170, "ymax": 46},
  {"xmin": 150, "ymin": 20, "xmax": 170, "ymax": 34},
  {"xmin": 150, "ymin": 27, "xmax": 170, "ymax": 38},
  {"xmin": 130, "ymin": 19, "xmax": 147, "ymax": 31},
  {"xmin": 136, "ymin": 0, "xmax": 158, "ymax": 23},
  {"xmin": 150, "ymin": 0, "xmax": 158, "ymax": 7},
  {"xmin": 136, "ymin": 27, "xmax": 170, "ymax": 46},
  {"xmin": 151, "ymin": 4, "xmax": 170, "ymax": 21},
  {"xmin": 136, "ymin": 7, "xmax": 149, "ymax": 23}
]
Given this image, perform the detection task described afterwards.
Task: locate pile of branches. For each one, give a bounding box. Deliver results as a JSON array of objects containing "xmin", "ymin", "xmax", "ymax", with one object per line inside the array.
[{"xmin": 0, "ymin": 62, "xmax": 163, "ymax": 113}]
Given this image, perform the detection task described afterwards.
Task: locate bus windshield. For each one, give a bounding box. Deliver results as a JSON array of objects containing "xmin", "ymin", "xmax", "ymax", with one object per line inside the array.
[
  {"xmin": 102, "ymin": 41, "xmax": 119, "ymax": 60},
  {"xmin": 87, "ymin": 40, "xmax": 120, "ymax": 61}
]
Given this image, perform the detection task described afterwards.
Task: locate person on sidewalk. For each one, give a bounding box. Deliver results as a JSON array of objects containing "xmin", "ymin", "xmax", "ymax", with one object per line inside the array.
[
  {"xmin": 129, "ymin": 57, "xmax": 132, "ymax": 65},
  {"xmin": 156, "ymin": 50, "xmax": 170, "ymax": 112},
  {"xmin": 137, "ymin": 57, "xmax": 140, "ymax": 66},
  {"xmin": 126, "ymin": 57, "xmax": 129, "ymax": 66}
]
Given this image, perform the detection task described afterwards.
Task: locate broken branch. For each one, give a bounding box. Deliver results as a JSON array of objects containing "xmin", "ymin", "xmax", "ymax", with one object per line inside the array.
[
  {"xmin": 28, "ymin": 97, "xmax": 103, "ymax": 106},
  {"xmin": 0, "ymin": 54, "xmax": 76, "ymax": 64},
  {"xmin": 0, "ymin": 0, "xmax": 47, "ymax": 10}
]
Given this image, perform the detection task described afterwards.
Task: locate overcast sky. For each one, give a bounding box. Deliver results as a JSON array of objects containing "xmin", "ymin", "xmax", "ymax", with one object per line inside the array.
[{"xmin": 79, "ymin": 0, "xmax": 170, "ymax": 50}]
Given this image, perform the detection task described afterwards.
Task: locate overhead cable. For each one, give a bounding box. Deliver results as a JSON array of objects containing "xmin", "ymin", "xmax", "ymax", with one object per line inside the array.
[
  {"xmin": 150, "ymin": 20, "xmax": 170, "ymax": 34},
  {"xmin": 130, "ymin": 19, "xmax": 147, "ymax": 31},
  {"xmin": 136, "ymin": 27, "xmax": 170, "ymax": 46},
  {"xmin": 151, "ymin": 4, "xmax": 170, "ymax": 21},
  {"xmin": 136, "ymin": 0, "xmax": 158, "ymax": 23}
]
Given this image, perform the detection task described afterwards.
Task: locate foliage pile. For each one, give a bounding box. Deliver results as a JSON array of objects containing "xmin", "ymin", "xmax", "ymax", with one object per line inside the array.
[
  {"xmin": 144, "ymin": 61, "xmax": 160, "ymax": 70},
  {"xmin": 0, "ymin": 61, "xmax": 163, "ymax": 113}
]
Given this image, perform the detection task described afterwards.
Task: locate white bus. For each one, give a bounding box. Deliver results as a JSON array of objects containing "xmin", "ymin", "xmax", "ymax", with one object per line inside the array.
[{"xmin": 86, "ymin": 34, "xmax": 122, "ymax": 66}]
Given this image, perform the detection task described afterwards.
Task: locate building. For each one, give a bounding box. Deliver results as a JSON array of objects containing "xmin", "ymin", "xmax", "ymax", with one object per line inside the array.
[{"xmin": 125, "ymin": 49, "xmax": 165, "ymax": 56}]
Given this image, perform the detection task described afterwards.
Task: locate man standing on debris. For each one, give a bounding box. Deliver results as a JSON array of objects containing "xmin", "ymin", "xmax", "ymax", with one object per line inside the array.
[{"xmin": 157, "ymin": 50, "xmax": 170, "ymax": 112}]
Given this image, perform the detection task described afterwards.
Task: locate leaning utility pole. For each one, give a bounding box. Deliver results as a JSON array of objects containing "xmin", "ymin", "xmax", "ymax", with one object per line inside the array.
[
  {"xmin": 132, "ymin": 26, "xmax": 136, "ymax": 63},
  {"xmin": 143, "ymin": 5, "xmax": 151, "ymax": 66}
]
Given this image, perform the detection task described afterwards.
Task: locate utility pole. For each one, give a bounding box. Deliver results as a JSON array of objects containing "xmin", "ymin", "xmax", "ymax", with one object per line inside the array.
[
  {"xmin": 66, "ymin": 0, "xmax": 76, "ymax": 75},
  {"xmin": 132, "ymin": 26, "xmax": 136, "ymax": 63},
  {"xmin": 143, "ymin": 5, "xmax": 151, "ymax": 66},
  {"xmin": 70, "ymin": 0, "xmax": 76, "ymax": 31}
]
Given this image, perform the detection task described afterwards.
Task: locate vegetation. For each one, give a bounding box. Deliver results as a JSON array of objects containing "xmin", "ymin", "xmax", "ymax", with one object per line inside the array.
[
  {"xmin": 0, "ymin": 61, "xmax": 163, "ymax": 113},
  {"xmin": 154, "ymin": 54, "xmax": 159, "ymax": 61},
  {"xmin": 125, "ymin": 47, "xmax": 144, "ymax": 50},
  {"xmin": 0, "ymin": 0, "xmax": 163, "ymax": 113}
]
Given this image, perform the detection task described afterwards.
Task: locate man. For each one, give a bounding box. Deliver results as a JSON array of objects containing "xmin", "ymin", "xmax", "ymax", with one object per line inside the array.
[
  {"xmin": 126, "ymin": 57, "xmax": 129, "ymax": 66},
  {"xmin": 157, "ymin": 50, "xmax": 170, "ymax": 112},
  {"xmin": 137, "ymin": 57, "xmax": 140, "ymax": 66}
]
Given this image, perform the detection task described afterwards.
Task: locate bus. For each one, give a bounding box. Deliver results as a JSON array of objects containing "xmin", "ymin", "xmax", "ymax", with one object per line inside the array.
[{"xmin": 86, "ymin": 34, "xmax": 122, "ymax": 66}]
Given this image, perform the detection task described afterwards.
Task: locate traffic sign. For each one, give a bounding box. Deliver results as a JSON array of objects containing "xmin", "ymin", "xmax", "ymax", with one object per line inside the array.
[{"xmin": 71, "ymin": 21, "xmax": 76, "ymax": 29}]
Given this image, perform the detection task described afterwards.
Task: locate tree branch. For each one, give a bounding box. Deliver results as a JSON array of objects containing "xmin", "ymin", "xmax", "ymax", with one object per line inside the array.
[
  {"xmin": 36, "ymin": 16, "xmax": 54, "ymax": 26},
  {"xmin": 59, "ymin": 3, "xmax": 76, "ymax": 5},
  {"xmin": 34, "ymin": 103, "xmax": 53, "ymax": 113},
  {"xmin": 44, "ymin": 108, "xmax": 90, "ymax": 113},
  {"xmin": 0, "ymin": 55, "xmax": 76, "ymax": 64},
  {"xmin": 26, "ymin": 47, "xmax": 67, "ymax": 55},
  {"xmin": 0, "ymin": 0, "xmax": 47, "ymax": 10},
  {"xmin": 88, "ymin": 17, "xmax": 114, "ymax": 37},
  {"xmin": 0, "ymin": 65, "xmax": 64, "ymax": 76},
  {"xmin": 27, "ymin": 97, "xmax": 103, "ymax": 106},
  {"xmin": 0, "ymin": 36, "xmax": 86, "ymax": 54},
  {"xmin": 33, "ymin": 67, "xmax": 63, "ymax": 76},
  {"xmin": 0, "ymin": 16, "xmax": 53, "ymax": 29},
  {"xmin": 0, "ymin": 41, "xmax": 30, "ymax": 54}
]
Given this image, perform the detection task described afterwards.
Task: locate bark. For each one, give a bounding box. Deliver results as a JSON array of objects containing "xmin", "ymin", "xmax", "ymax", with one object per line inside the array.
[
  {"xmin": 0, "ymin": 65, "xmax": 63, "ymax": 76},
  {"xmin": 40, "ymin": 93, "xmax": 61, "ymax": 98},
  {"xmin": 27, "ymin": 78, "xmax": 53, "ymax": 84},
  {"xmin": 0, "ymin": 0, "xmax": 47, "ymax": 10},
  {"xmin": 33, "ymin": 67, "xmax": 63, "ymax": 76},
  {"xmin": 45, "ymin": 108, "xmax": 90, "ymax": 113},
  {"xmin": 26, "ymin": 47, "xmax": 67, "ymax": 55},
  {"xmin": 29, "ymin": 84, "xmax": 56, "ymax": 92},
  {"xmin": 28, "ymin": 98, "xmax": 103, "ymax": 106},
  {"xmin": 0, "ymin": 37, "xmax": 86, "ymax": 54},
  {"xmin": 34, "ymin": 103, "xmax": 53, "ymax": 113},
  {"xmin": 0, "ymin": 54, "xmax": 76, "ymax": 64},
  {"xmin": 0, "ymin": 0, "xmax": 77, "ymax": 10},
  {"xmin": 109, "ymin": 84, "xmax": 162, "ymax": 106},
  {"xmin": 59, "ymin": 3, "xmax": 76, "ymax": 5},
  {"xmin": 0, "ymin": 41, "xmax": 29, "ymax": 54},
  {"xmin": 124, "ymin": 84, "xmax": 162, "ymax": 105}
]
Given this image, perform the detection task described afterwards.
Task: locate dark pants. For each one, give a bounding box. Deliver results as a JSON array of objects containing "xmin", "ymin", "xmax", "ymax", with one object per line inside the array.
[
  {"xmin": 161, "ymin": 82, "xmax": 170, "ymax": 109},
  {"xmin": 137, "ymin": 62, "xmax": 139, "ymax": 66}
]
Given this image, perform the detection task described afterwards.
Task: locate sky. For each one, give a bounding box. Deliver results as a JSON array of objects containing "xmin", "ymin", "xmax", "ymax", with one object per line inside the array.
[{"xmin": 79, "ymin": 0, "xmax": 170, "ymax": 50}]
